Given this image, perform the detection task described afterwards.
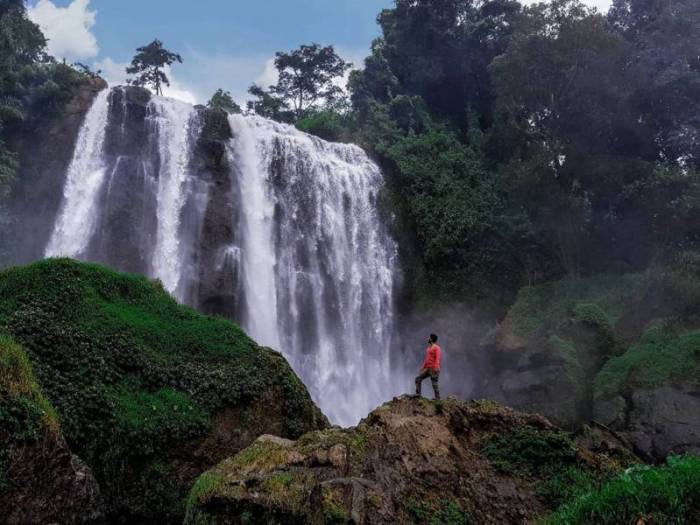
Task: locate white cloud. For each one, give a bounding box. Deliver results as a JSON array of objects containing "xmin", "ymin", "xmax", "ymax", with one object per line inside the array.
[
  {"xmin": 94, "ymin": 57, "xmax": 198, "ymax": 105},
  {"xmin": 255, "ymin": 58, "xmax": 278, "ymax": 89},
  {"xmin": 28, "ymin": 0, "xmax": 99, "ymax": 61}
]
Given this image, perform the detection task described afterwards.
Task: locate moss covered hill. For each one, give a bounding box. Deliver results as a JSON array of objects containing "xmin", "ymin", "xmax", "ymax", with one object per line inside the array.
[
  {"xmin": 185, "ymin": 395, "xmax": 643, "ymax": 525},
  {"xmin": 480, "ymin": 255, "xmax": 700, "ymax": 460},
  {"xmin": 0, "ymin": 258, "xmax": 326, "ymax": 523}
]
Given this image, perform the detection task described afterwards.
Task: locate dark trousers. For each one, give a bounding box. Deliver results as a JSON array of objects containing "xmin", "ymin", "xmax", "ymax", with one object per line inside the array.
[{"xmin": 415, "ymin": 368, "xmax": 440, "ymax": 400}]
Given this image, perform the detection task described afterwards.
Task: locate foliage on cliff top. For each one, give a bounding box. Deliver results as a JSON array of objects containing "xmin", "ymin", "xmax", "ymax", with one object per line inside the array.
[
  {"xmin": 543, "ymin": 455, "xmax": 700, "ymax": 525},
  {"xmin": 594, "ymin": 326, "xmax": 700, "ymax": 399},
  {"xmin": 0, "ymin": 258, "xmax": 325, "ymax": 520}
]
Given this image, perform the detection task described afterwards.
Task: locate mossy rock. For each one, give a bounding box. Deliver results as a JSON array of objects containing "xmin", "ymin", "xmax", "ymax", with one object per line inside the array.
[
  {"xmin": 0, "ymin": 258, "xmax": 326, "ymax": 522},
  {"xmin": 0, "ymin": 336, "xmax": 104, "ymax": 523},
  {"xmin": 594, "ymin": 326, "xmax": 700, "ymax": 400},
  {"xmin": 186, "ymin": 396, "xmax": 627, "ymax": 525}
]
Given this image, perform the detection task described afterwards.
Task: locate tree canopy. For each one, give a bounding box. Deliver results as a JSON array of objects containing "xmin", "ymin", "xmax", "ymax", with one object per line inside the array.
[
  {"xmin": 126, "ymin": 39, "xmax": 182, "ymax": 96},
  {"xmin": 207, "ymin": 89, "xmax": 241, "ymax": 114},
  {"xmin": 247, "ymin": 43, "xmax": 351, "ymax": 121}
]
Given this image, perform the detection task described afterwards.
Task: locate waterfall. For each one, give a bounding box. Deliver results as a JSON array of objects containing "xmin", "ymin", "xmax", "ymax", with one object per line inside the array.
[
  {"xmin": 149, "ymin": 98, "xmax": 196, "ymax": 297},
  {"xmin": 227, "ymin": 115, "xmax": 398, "ymax": 425},
  {"xmin": 45, "ymin": 89, "xmax": 111, "ymax": 257},
  {"xmin": 44, "ymin": 87, "xmax": 399, "ymax": 425}
]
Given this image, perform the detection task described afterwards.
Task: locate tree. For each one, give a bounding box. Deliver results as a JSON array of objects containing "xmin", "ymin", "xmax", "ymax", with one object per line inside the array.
[
  {"xmin": 207, "ymin": 89, "xmax": 241, "ymax": 114},
  {"xmin": 246, "ymin": 84, "xmax": 293, "ymax": 122},
  {"xmin": 126, "ymin": 40, "xmax": 182, "ymax": 96},
  {"xmin": 248, "ymin": 43, "xmax": 351, "ymax": 121}
]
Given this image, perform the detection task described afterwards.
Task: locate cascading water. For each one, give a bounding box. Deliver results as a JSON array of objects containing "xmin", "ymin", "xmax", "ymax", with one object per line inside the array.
[
  {"xmin": 45, "ymin": 89, "xmax": 111, "ymax": 258},
  {"xmin": 228, "ymin": 115, "xmax": 399, "ymax": 425},
  {"xmin": 44, "ymin": 87, "xmax": 400, "ymax": 425},
  {"xmin": 149, "ymin": 98, "xmax": 196, "ymax": 297}
]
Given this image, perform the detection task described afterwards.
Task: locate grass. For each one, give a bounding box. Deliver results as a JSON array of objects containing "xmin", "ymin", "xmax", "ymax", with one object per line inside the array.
[
  {"xmin": 0, "ymin": 335, "xmax": 58, "ymax": 441},
  {"xmin": 543, "ymin": 455, "xmax": 700, "ymax": 524},
  {"xmin": 406, "ymin": 498, "xmax": 471, "ymax": 525},
  {"xmin": 594, "ymin": 326, "xmax": 700, "ymax": 399}
]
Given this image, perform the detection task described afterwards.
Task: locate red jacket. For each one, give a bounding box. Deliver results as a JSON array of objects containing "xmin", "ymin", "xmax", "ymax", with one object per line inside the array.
[{"xmin": 421, "ymin": 344, "xmax": 441, "ymax": 371}]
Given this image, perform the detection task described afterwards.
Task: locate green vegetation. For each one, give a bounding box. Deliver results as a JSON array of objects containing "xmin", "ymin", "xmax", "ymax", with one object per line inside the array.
[
  {"xmin": 0, "ymin": 335, "xmax": 59, "ymax": 491},
  {"xmin": 0, "ymin": 2, "xmax": 97, "ymax": 263},
  {"xmin": 0, "ymin": 336, "xmax": 58, "ymax": 438},
  {"xmin": 483, "ymin": 427, "xmax": 578, "ymax": 476},
  {"xmin": 543, "ymin": 455, "xmax": 700, "ymax": 525},
  {"xmin": 406, "ymin": 498, "xmax": 471, "ymax": 525},
  {"xmin": 0, "ymin": 258, "xmax": 323, "ymax": 521},
  {"xmin": 248, "ymin": 43, "xmax": 351, "ymax": 121},
  {"xmin": 505, "ymin": 274, "xmax": 646, "ymax": 341},
  {"xmin": 207, "ymin": 88, "xmax": 242, "ymax": 114},
  {"xmin": 594, "ymin": 327, "xmax": 700, "ymax": 399},
  {"xmin": 126, "ymin": 39, "xmax": 182, "ymax": 96}
]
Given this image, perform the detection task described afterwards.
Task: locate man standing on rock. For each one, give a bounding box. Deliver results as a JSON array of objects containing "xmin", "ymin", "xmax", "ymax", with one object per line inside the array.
[{"xmin": 415, "ymin": 334, "xmax": 441, "ymax": 400}]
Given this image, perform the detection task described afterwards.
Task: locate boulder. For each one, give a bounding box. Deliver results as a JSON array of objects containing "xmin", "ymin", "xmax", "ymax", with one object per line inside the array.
[{"xmin": 594, "ymin": 381, "xmax": 700, "ymax": 460}]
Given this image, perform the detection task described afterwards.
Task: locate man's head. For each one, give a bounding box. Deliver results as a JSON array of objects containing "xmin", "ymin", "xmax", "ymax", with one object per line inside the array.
[{"xmin": 428, "ymin": 333, "xmax": 438, "ymax": 344}]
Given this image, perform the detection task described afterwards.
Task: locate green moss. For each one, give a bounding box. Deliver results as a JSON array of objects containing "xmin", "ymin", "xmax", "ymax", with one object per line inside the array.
[
  {"xmin": 187, "ymin": 471, "xmax": 225, "ymax": 508},
  {"xmin": 594, "ymin": 327, "xmax": 700, "ymax": 399},
  {"xmin": 406, "ymin": 498, "xmax": 471, "ymax": 525},
  {"xmin": 543, "ymin": 455, "xmax": 700, "ymax": 525},
  {"xmin": 230, "ymin": 440, "xmax": 291, "ymax": 474},
  {"xmin": 108, "ymin": 381, "xmax": 209, "ymax": 455},
  {"xmin": 482, "ymin": 427, "xmax": 578, "ymax": 476},
  {"xmin": 0, "ymin": 335, "xmax": 58, "ymax": 442},
  {"xmin": 507, "ymin": 273, "xmax": 646, "ymax": 340},
  {"xmin": 0, "ymin": 258, "xmax": 324, "ymax": 521},
  {"xmin": 547, "ymin": 336, "xmax": 586, "ymax": 397},
  {"xmin": 572, "ymin": 303, "xmax": 613, "ymax": 332}
]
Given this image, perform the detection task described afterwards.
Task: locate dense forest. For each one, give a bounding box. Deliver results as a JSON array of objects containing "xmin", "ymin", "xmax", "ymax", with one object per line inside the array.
[{"xmin": 259, "ymin": 0, "xmax": 700, "ymax": 310}]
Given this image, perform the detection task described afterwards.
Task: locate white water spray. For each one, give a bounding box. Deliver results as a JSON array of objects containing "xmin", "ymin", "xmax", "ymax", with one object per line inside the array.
[
  {"xmin": 46, "ymin": 89, "xmax": 111, "ymax": 257},
  {"xmin": 149, "ymin": 97, "xmax": 195, "ymax": 296}
]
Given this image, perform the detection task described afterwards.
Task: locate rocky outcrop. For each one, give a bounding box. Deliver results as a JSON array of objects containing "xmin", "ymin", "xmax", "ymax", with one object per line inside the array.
[
  {"xmin": 185, "ymin": 396, "xmax": 630, "ymax": 525},
  {"xmin": 0, "ymin": 259, "xmax": 327, "ymax": 523},
  {"xmin": 594, "ymin": 381, "xmax": 700, "ymax": 460},
  {"xmin": 0, "ymin": 436, "xmax": 104, "ymax": 525}
]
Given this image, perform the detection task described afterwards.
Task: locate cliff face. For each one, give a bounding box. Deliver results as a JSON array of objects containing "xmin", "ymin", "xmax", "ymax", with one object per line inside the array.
[
  {"xmin": 0, "ymin": 259, "xmax": 327, "ymax": 523},
  {"xmin": 478, "ymin": 271, "xmax": 700, "ymax": 461},
  {"xmin": 185, "ymin": 396, "xmax": 633, "ymax": 525}
]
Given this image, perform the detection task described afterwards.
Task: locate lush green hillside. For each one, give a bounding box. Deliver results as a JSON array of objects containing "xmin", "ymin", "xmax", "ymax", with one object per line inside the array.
[{"xmin": 0, "ymin": 258, "xmax": 326, "ymax": 522}]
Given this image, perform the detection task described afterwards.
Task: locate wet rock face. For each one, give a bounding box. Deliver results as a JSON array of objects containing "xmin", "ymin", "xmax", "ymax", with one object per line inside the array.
[
  {"xmin": 594, "ymin": 381, "xmax": 700, "ymax": 460},
  {"xmin": 185, "ymin": 396, "xmax": 624, "ymax": 525},
  {"xmin": 478, "ymin": 340, "xmax": 587, "ymax": 430},
  {"xmin": 0, "ymin": 434, "xmax": 105, "ymax": 524}
]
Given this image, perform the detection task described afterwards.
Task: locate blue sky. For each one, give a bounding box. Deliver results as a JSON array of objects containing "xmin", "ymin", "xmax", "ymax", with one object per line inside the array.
[{"xmin": 27, "ymin": 0, "xmax": 612, "ymax": 104}]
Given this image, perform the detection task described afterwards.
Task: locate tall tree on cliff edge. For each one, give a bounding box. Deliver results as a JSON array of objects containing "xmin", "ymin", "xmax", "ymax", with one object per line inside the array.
[
  {"xmin": 126, "ymin": 40, "xmax": 182, "ymax": 96},
  {"xmin": 248, "ymin": 43, "xmax": 351, "ymax": 121}
]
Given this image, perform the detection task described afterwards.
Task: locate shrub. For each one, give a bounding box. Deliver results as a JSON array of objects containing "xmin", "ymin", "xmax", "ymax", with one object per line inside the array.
[
  {"xmin": 482, "ymin": 427, "xmax": 578, "ymax": 476},
  {"xmin": 543, "ymin": 455, "xmax": 700, "ymax": 525},
  {"xmin": 594, "ymin": 327, "xmax": 700, "ymax": 399}
]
